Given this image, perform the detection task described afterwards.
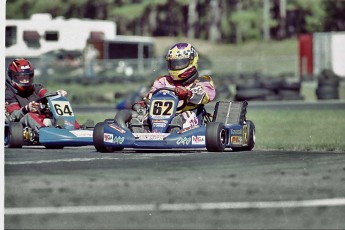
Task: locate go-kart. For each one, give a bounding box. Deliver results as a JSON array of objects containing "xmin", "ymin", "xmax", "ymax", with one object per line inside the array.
[
  {"xmin": 93, "ymin": 87, "xmax": 255, "ymax": 153},
  {"xmin": 5, "ymin": 93, "xmax": 94, "ymax": 149}
]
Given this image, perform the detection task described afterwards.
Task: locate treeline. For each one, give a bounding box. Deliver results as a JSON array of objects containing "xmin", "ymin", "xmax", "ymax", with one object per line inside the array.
[{"xmin": 6, "ymin": 0, "xmax": 345, "ymax": 43}]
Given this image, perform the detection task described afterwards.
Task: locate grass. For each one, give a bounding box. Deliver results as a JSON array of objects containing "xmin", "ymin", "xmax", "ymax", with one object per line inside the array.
[
  {"xmin": 247, "ymin": 109, "xmax": 345, "ymax": 151},
  {"xmin": 75, "ymin": 109, "xmax": 345, "ymax": 152}
]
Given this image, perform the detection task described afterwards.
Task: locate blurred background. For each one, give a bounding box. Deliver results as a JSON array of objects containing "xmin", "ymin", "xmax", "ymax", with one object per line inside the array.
[{"xmin": 5, "ymin": 0, "xmax": 345, "ymax": 106}]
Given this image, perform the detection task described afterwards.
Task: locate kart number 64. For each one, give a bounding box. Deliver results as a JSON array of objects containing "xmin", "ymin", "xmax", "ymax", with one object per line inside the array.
[{"xmin": 52, "ymin": 101, "xmax": 74, "ymax": 116}]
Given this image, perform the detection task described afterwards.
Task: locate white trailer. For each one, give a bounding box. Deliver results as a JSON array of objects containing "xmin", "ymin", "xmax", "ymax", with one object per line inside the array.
[{"xmin": 6, "ymin": 13, "xmax": 116, "ymax": 58}]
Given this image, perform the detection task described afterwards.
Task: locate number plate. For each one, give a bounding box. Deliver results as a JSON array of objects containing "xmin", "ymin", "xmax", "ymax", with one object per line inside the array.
[
  {"xmin": 52, "ymin": 101, "xmax": 74, "ymax": 116},
  {"xmin": 149, "ymin": 99, "xmax": 175, "ymax": 118}
]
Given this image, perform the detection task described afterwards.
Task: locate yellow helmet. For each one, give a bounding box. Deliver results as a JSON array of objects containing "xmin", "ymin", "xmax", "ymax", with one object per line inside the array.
[{"xmin": 166, "ymin": 43, "xmax": 199, "ymax": 83}]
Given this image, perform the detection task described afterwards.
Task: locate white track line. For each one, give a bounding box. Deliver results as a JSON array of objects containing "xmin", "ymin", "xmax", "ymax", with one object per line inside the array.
[
  {"xmin": 5, "ymin": 198, "xmax": 345, "ymax": 215},
  {"xmin": 5, "ymin": 158, "xmax": 114, "ymax": 165},
  {"xmin": 5, "ymin": 153, "xmax": 191, "ymax": 165}
]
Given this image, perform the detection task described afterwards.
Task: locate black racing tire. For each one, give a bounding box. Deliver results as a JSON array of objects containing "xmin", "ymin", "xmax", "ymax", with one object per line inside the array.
[
  {"xmin": 316, "ymin": 86, "xmax": 339, "ymax": 100},
  {"xmin": 260, "ymin": 77, "xmax": 284, "ymax": 91},
  {"xmin": 8, "ymin": 122, "xmax": 23, "ymax": 148},
  {"xmin": 93, "ymin": 122, "xmax": 124, "ymax": 153},
  {"xmin": 264, "ymin": 94, "xmax": 283, "ymax": 101},
  {"xmin": 206, "ymin": 122, "xmax": 227, "ymax": 152},
  {"xmin": 235, "ymin": 88, "xmax": 273, "ymax": 101},
  {"xmin": 232, "ymin": 120, "xmax": 255, "ymax": 152},
  {"xmin": 278, "ymin": 90, "xmax": 304, "ymax": 100},
  {"xmin": 318, "ymin": 77, "xmax": 339, "ymax": 88},
  {"xmin": 4, "ymin": 120, "xmax": 10, "ymax": 146},
  {"xmin": 281, "ymin": 80, "xmax": 301, "ymax": 91},
  {"xmin": 235, "ymin": 79, "xmax": 261, "ymax": 91},
  {"xmin": 245, "ymin": 120, "xmax": 256, "ymax": 150}
]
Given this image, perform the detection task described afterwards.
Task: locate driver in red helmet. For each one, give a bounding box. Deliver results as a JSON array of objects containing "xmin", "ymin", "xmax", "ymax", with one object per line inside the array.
[
  {"xmin": 5, "ymin": 58, "xmax": 79, "ymax": 134},
  {"xmin": 132, "ymin": 43, "xmax": 216, "ymax": 132}
]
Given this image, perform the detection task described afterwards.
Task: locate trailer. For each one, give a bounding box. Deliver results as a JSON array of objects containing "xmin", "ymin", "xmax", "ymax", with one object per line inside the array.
[{"xmin": 6, "ymin": 13, "xmax": 117, "ymax": 58}]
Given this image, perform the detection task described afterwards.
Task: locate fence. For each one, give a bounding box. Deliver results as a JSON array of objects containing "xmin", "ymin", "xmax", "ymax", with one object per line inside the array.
[{"xmin": 5, "ymin": 54, "xmax": 299, "ymax": 84}]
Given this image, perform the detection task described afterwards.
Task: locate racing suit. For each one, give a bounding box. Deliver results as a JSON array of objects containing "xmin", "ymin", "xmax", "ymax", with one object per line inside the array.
[
  {"xmin": 145, "ymin": 74, "xmax": 216, "ymax": 131},
  {"xmin": 5, "ymin": 81, "xmax": 80, "ymax": 132}
]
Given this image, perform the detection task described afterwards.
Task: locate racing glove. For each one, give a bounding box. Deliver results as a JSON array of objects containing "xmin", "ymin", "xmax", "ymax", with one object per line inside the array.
[
  {"xmin": 174, "ymin": 86, "xmax": 192, "ymax": 100},
  {"xmin": 24, "ymin": 101, "xmax": 40, "ymax": 113},
  {"xmin": 56, "ymin": 89, "xmax": 68, "ymax": 97}
]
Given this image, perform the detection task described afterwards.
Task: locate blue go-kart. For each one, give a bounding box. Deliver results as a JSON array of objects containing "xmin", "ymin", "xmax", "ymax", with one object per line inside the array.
[
  {"xmin": 93, "ymin": 87, "xmax": 255, "ymax": 153},
  {"xmin": 5, "ymin": 93, "xmax": 94, "ymax": 149}
]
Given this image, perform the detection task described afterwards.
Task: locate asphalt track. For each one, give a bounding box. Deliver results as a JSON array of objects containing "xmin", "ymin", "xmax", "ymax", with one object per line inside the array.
[{"xmin": 4, "ymin": 146, "xmax": 345, "ymax": 229}]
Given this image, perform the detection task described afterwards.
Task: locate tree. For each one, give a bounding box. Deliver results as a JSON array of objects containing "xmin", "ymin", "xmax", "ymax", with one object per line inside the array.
[{"xmin": 6, "ymin": 0, "xmax": 338, "ymax": 44}]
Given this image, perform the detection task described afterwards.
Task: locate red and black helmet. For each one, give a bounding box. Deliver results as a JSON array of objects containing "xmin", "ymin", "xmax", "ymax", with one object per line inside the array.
[{"xmin": 7, "ymin": 58, "xmax": 35, "ymax": 91}]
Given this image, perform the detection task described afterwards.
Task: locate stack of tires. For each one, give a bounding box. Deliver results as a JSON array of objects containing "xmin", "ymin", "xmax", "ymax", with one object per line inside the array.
[
  {"xmin": 234, "ymin": 74, "xmax": 304, "ymax": 101},
  {"xmin": 316, "ymin": 69, "xmax": 340, "ymax": 100},
  {"xmin": 276, "ymin": 78, "xmax": 304, "ymax": 100},
  {"xmin": 234, "ymin": 74, "xmax": 269, "ymax": 101}
]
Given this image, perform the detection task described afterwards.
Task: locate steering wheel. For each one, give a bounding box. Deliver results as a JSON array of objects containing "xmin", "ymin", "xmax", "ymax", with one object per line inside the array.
[
  {"xmin": 151, "ymin": 87, "xmax": 188, "ymax": 111},
  {"xmin": 33, "ymin": 92, "xmax": 58, "ymax": 114},
  {"xmin": 34, "ymin": 92, "xmax": 58, "ymax": 103}
]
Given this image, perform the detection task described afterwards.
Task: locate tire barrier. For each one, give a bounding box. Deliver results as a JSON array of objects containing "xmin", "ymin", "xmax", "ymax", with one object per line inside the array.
[
  {"xmin": 316, "ymin": 69, "xmax": 340, "ymax": 100},
  {"xmin": 234, "ymin": 74, "xmax": 304, "ymax": 101}
]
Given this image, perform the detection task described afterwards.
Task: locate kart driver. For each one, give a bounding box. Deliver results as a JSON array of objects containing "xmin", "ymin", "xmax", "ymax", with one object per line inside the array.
[
  {"xmin": 132, "ymin": 42, "xmax": 216, "ymax": 132},
  {"xmin": 5, "ymin": 58, "xmax": 79, "ymax": 134}
]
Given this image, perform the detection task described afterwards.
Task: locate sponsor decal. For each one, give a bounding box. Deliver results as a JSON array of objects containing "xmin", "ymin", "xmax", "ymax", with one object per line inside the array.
[
  {"xmin": 133, "ymin": 133, "xmax": 169, "ymax": 140},
  {"xmin": 243, "ymin": 125, "xmax": 248, "ymax": 144},
  {"xmin": 178, "ymin": 125, "xmax": 200, "ymax": 134},
  {"xmin": 192, "ymin": 136, "xmax": 205, "ymax": 145},
  {"xmin": 113, "ymin": 136, "xmax": 125, "ymax": 144},
  {"xmin": 231, "ymin": 136, "xmax": 243, "ymax": 145},
  {"xmin": 109, "ymin": 124, "xmax": 126, "ymax": 134},
  {"xmin": 176, "ymin": 137, "xmax": 191, "ymax": 145},
  {"xmin": 21, "ymin": 65, "xmax": 31, "ymax": 70},
  {"xmin": 64, "ymin": 120, "xmax": 74, "ymax": 127},
  {"xmin": 152, "ymin": 121, "xmax": 167, "ymax": 128},
  {"xmin": 231, "ymin": 129, "xmax": 243, "ymax": 135},
  {"xmin": 104, "ymin": 133, "xmax": 113, "ymax": 143},
  {"xmin": 153, "ymin": 119, "xmax": 168, "ymax": 123},
  {"xmin": 70, "ymin": 130, "xmax": 93, "ymax": 137}
]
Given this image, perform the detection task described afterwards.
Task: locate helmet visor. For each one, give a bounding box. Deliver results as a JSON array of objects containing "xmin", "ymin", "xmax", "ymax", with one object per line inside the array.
[
  {"xmin": 167, "ymin": 58, "xmax": 190, "ymax": 70},
  {"xmin": 13, "ymin": 73, "xmax": 34, "ymax": 85}
]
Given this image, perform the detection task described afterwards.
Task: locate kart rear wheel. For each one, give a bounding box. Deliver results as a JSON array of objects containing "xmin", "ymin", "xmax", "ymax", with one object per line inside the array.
[
  {"xmin": 232, "ymin": 120, "xmax": 255, "ymax": 152},
  {"xmin": 206, "ymin": 122, "xmax": 227, "ymax": 152},
  {"xmin": 93, "ymin": 122, "xmax": 123, "ymax": 153},
  {"xmin": 8, "ymin": 122, "xmax": 24, "ymax": 148}
]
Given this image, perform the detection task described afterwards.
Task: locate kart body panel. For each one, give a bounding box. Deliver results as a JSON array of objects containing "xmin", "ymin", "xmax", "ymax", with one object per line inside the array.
[
  {"xmin": 39, "ymin": 128, "xmax": 93, "ymax": 146},
  {"xmin": 101, "ymin": 122, "xmax": 249, "ymax": 150}
]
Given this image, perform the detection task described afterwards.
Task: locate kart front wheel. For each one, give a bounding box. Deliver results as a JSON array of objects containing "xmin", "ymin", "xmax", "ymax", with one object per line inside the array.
[
  {"xmin": 206, "ymin": 122, "xmax": 227, "ymax": 152},
  {"xmin": 8, "ymin": 122, "xmax": 23, "ymax": 148},
  {"xmin": 93, "ymin": 122, "xmax": 123, "ymax": 153}
]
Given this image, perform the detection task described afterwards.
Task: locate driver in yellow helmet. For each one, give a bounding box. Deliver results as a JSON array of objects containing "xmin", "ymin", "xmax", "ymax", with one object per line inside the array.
[{"xmin": 133, "ymin": 43, "xmax": 216, "ymax": 133}]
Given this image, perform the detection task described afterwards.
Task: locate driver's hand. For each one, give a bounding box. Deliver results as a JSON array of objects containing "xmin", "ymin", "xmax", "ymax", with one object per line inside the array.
[
  {"xmin": 174, "ymin": 86, "xmax": 192, "ymax": 100},
  {"xmin": 132, "ymin": 101, "xmax": 146, "ymax": 111},
  {"xmin": 26, "ymin": 101, "xmax": 40, "ymax": 113},
  {"xmin": 56, "ymin": 89, "xmax": 68, "ymax": 97}
]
